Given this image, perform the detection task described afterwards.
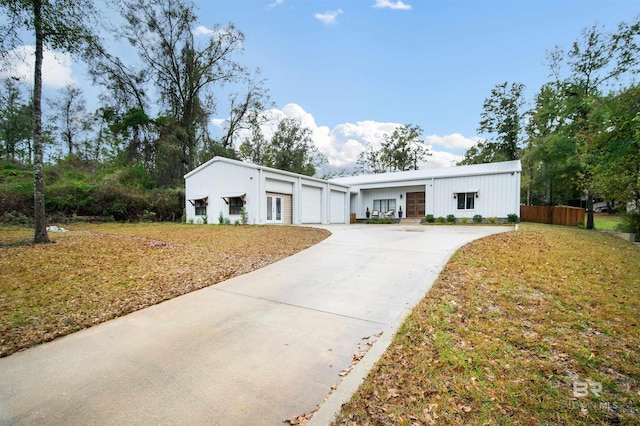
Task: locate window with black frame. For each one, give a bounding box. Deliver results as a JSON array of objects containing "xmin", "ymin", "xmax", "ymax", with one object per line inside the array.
[
  {"xmin": 456, "ymin": 192, "xmax": 475, "ymax": 210},
  {"xmin": 229, "ymin": 197, "xmax": 243, "ymax": 215},
  {"xmin": 195, "ymin": 199, "xmax": 207, "ymax": 216},
  {"xmin": 373, "ymin": 199, "xmax": 397, "ymax": 213}
]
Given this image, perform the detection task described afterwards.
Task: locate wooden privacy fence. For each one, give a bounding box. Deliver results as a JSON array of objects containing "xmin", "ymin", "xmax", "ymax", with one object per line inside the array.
[{"xmin": 520, "ymin": 205, "xmax": 585, "ymax": 227}]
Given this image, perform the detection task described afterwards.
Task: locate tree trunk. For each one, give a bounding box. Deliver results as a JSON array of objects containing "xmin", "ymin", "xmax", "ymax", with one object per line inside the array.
[
  {"xmin": 527, "ymin": 165, "xmax": 532, "ymax": 205},
  {"xmin": 586, "ymin": 192, "xmax": 595, "ymax": 230},
  {"xmin": 32, "ymin": 0, "xmax": 50, "ymax": 243},
  {"xmin": 547, "ymin": 178, "xmax": 554, "ymax": 224}
]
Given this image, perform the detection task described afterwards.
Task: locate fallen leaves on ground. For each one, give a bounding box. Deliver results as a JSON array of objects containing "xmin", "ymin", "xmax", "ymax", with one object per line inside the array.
[
  {"xmin": 0, "ymin": 223, "xmax": 330, "ymax": 357},
  {"xmin": 286, "ymin": 333, "xmax": 383, "ymax": 425},
  {"xmin": 333, "ymin": 224, "xmax": 640, "ymax": 425}
]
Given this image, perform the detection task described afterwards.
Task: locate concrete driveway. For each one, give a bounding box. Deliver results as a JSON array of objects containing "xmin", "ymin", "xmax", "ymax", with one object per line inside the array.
[{"xmin": 0, "ymin": 224, "xmax": 510, "ymax": 425}]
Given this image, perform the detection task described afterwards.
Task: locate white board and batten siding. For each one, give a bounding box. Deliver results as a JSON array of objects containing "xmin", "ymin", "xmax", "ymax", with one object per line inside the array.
[
  {"xmin": 330, "ymin": 160, "xmax": 522, "ymax": 220},
  {"xmin": 184, "ymin": 157, "xmax": 350, "ymax": 224},
  {"xmin": 185, "ymin": 157, "xmax": 521, "ymax": 224},
  {"xmin": 430, "ymin": 172, "xmax": 520, "ymax": 219},
  {"xmin": 184, "ymin": 158, "xmax": 258, "ymax": 222}
]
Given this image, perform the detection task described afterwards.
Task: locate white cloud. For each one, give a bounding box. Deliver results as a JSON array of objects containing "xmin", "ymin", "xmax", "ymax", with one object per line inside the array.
[
  {"xmin": 193, "ymin": 25, "xmax": 215, "ymax": 36},
  {"xmin": 211, "ymin": 118, "xmax": 227, "ymax": 128},
  {"xmin": 424, "ymin": 133, "xmax": 478, "ymax": 150},
  {"xmin": 0, "ymin": 45, "xmax": 75, "ymax": 88},
  {"xmin": 267, "ymin": 0, "xmax": 284, "ymax": 9},
  {"xmin": 424, "ymin": 148, "xmax": 463, "ymax": 169},
  {"xmin": 213, "ymin": 103, "xmax": 466, "ymax": 172},
  {"xmin": 373, "ymin": 0, "xmax": 412, "ymax": 10},
  {"xmin": 314, "ymin": 9, "xmax": 343, "ymax": 25}
]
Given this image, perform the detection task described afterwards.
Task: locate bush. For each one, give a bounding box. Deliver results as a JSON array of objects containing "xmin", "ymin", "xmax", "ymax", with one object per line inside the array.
[
  {"xmin": 436, "ymin": 216, "xmax": 446, "ymax": 224},
  {"xmin": 460, "ymin": 217, "xmax": 469, "ymax": 224},
  {"xmin": 91, "ymin": 178, "xmax": 148, "ymax": 221},
  {"xmin": 149, "ymin": 187, "xmax": 185, "ymax": 221},
  {"xmin": 0, "ymin": 159, "xmax": 186, "ymax": 223},
  {"xmin": 487, "ymin": 217, "xmax": 499, "ymax": 224},
  {"xmin": 424, "ymin": 214, "xmax": 435, "ymax": 223},
  {"xmin": 366, "ymin": 217, "xmax": 393, "ymax": 224},
  {"xmin": 473, "ymin": 214, "xmax": 483, "ymax": 224},
  {"xmin": 0, "ymin": 165, "xmax": 33, "ymax": 217},
  {"xmin": 616, "ymin": 211, "xmax": 640, "ymax": 237},
  {"xmin": 507, "ymin": 213, "xmax": 519, "ymax": 223},
  {"xmin": 141, "ymin": 210, "xmax": 157, "ymax": 222},
  {"xmin": 446, "ymin": 214, "xmax": 456, "ymax": 223},
  {"xmin": 218, "ymin": 212, "xmax": 224, "ymax": 224},
  {"xmin": 0, "ymin": 210, "xmax": 31, "ymax": 226},
  {"xmin": 240, "ymin": 207, "xmax": 248, "ymax": 225}
]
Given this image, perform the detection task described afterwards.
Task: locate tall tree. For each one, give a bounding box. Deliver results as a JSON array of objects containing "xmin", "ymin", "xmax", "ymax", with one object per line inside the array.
[
  {"xmin": 119, "ymin": 0, "xmax": 245, "ymax": 180},
  {"xmin": 239, "ymin": 117, "xmax": 326, "ymax": 176},
  {"xmin": 523, "ymin": 82, "xmax": 581, "ymax": 206},
  {"xmin": 0, "ymin": 0, "xmax": 100, "ymax": 243},
  {"xmin": 0, "ymin": 78, "xmax": 32, "ymax": 161},
  {"xmin": 461, "ymin": 82, "xmax": 526, "ymax": 165},
  {"xmin": 217, "ymin": 71, "xmax": 271, "ymax": 152},
  {"xmin": 582, "ymin": 84, "xmax": 640, "ymax": 233},
  {"xmin": 357, "ymin": 124, "xmax": 430, "ymax": 173},
  {"xmin": 356, "ymin": 143, "xmax": 386, "ymax": 174},
  {"xmin": 380, "ymin": 124, "xmax": 431, "ymax": 172},
  {"xmin": 547, "ymin": 18, "xmax": 640, "ymax": 229},
  {"xmin": 48, "ymin": 84, "xmax": 92, "ymax": 156}
]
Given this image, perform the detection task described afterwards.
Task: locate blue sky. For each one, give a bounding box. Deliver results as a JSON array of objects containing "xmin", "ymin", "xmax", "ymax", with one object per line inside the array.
[
  {"xmin": 2, "ymin": 0, "xmax": 639, "ymax": 172},
  {"xmin": 200, "ymin": 0, "xmax": 640, "ymax": 170}
]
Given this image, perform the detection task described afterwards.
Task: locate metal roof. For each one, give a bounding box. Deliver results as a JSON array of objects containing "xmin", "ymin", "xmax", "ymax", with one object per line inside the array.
[
  {"xmin": 329, "ymin": 160, "xmax": 522, "ymax": 186},
  {"xmin": 184, "ymin": 156, "xmax": 350, "ymax": 189}
]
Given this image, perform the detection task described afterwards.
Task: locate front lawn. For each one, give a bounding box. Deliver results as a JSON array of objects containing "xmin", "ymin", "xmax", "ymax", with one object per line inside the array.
[
  {"xmin": 594, "ymin": 213, "xmax": 623, "ymax": 231},
  {"xmin": 333, "ymin": 223, "xmax": 640, "ymax": 425},
  {"xmin": 0, "ymin": 223, "xmax": 330, "ymax": 357}
]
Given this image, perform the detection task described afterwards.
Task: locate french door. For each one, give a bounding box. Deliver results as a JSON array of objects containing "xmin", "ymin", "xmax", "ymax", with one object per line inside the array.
[{"xmin": 266, "ymin": 195, "xmax": 283, "ymax": 223}]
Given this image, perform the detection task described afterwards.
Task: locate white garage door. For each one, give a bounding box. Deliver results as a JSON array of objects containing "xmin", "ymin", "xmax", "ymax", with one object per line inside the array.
[
  {"xmin": 301, "ymin": 185, "xmax": 322, "ymax": 223},
  {"xmin": 330, "ymin": 190, "xmax": 346, "ymax": 223}
]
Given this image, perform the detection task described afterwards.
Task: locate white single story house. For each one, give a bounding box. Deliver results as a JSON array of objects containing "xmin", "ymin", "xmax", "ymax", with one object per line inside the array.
[
  {"xmin": 329, "ymin": 160, "xmax": 522, "ymax": 220},
  {"xmin": 184, "ymin": 157, "xmax": 351, "ymax": 225},
  {"xmin": 184, "ymin": 157, "xmax": 521, "ymax": 224}
]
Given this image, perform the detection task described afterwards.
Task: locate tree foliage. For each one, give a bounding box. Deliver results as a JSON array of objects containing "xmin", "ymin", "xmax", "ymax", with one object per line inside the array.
[
  {"xmin": 357, "ymin": 124, "xmax": 430, "ymax": 173},
  {"xmin": 522, "ymin": 82, "xmax": 581, "ymax": 206},
  {"xmin": 239, "ymin": 117, "xmax": 326, "ymax": 176},
  {"xmin": 460, "ymin": 82, "xmax": 526, "ymax": 165},
  {"xmin": 540, "ymin": 18, "xmax": 639, "ymax": 228},
  {"xmin": 48, "ymin": 84, "xmax": 93, "ymax": 157},
  {"xmin": 461, "ymin": 15, "xmax": 640, "ymax": 233},
  {"xmin": 582, "ymin": 85, "xmax": 640, "ymax": 208},
  {"xmin": 0, "ymin": 78, "xmax": 32, "ymax": 162},
  {"xmin": 0, "ymin": 0, "xmax": 101, "ymax": 242}
]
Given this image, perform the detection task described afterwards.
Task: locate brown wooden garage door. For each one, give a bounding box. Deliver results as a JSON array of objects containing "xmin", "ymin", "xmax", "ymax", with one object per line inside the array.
[{"xmin": 406, "ymin": 192, "xmax": 425, "ymax": 218}]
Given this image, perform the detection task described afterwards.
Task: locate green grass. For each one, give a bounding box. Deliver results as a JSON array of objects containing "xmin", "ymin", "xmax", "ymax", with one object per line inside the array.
[
  {"xmin": 333, "ymin": 223, "xmax": 640, "ymax": 425},
  {"xmin": 594, "ymin": 213, "xmax": 623, "ymax": 231}
]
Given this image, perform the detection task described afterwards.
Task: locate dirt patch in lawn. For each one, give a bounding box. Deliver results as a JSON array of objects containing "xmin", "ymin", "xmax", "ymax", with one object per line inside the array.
[
  {"xmin": 333, "ymin": 223, "xmax": 640, "ymax": 425},
  {"xmin": 0, "ymin": 223, "xmax": 330, "ymax": 357}
]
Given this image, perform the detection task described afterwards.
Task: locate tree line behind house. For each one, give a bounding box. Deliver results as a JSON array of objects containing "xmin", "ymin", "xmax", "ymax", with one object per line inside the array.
[
  {"xmin": 458, "ymin": 19, "xmax": 640, "ymax": 234},
  {"xmin": 0, "ymin": 0, "xmax": 638, "ymax": 239}
]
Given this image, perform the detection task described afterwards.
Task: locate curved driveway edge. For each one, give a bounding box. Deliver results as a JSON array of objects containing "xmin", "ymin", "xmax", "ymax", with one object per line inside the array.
[{"xmin": 0, "ymin": 224, "xmax": 510, "ymax": 425}]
